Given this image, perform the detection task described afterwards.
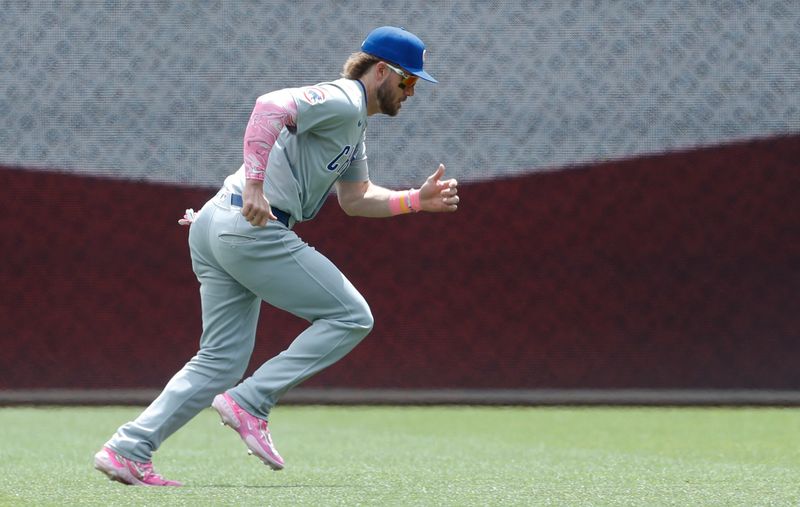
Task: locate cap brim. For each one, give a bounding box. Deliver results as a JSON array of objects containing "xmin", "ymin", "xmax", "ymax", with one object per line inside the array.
[{"xmin": 412, "ymin": 69, "xmax": 437, "ymax": 83}]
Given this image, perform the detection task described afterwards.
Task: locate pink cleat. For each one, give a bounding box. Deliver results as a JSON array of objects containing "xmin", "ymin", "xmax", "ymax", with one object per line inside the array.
[
  {"xmin": 212, "ymin": 392, "xmax": 285, "ymax": 470},
  {"xmin": 93, "ymin": 446, "xmax": 182, "ymax": 486}
]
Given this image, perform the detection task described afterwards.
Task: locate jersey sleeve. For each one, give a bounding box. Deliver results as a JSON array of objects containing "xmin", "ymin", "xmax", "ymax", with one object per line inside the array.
[
  {"xmin": 339, "ymin": 129, "xmax": 369, "ymax": 182},
  {"xmin": 292, "ymin": 85, "xmax": 351, "ymax": 135}
]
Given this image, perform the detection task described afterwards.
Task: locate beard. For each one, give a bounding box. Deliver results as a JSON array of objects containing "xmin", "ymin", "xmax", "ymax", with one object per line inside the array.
[{"xmin": 376, "ymin": 80, "xmax": 402, "ymax": 116}]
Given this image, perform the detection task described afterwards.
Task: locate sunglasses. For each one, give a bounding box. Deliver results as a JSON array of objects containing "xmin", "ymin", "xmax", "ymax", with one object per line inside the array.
[{"xmin": 384, "ymin": 62, "xmax": 419, "ymax": 89}]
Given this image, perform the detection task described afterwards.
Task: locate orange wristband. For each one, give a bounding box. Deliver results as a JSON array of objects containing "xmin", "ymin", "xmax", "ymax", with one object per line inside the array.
[{"xmin": 389, "ymin": 189, "xmax": 421, "ymax": 215}]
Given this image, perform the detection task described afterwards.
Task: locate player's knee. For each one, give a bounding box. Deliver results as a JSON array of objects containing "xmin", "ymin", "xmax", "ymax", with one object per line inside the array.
[
  {"xmin": 350, "ymin": 300, "xmax": 374, "ymax": 334},
  {"xmin": 361, "ymin": 306, "xmax": 375, "ymax": 332},
  {"xmin": 329, "ymin": 292, "xmax": 373, "ymax": 338}
]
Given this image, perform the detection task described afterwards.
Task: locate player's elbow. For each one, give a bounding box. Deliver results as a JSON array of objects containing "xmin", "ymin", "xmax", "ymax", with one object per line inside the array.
[
  {"xmin": 337, "ymin": 194, "xmax": 362, "ymax": 216},
  {"xmin": 336, "ymin": 181, "xmax": 370, "ymax": 216}
]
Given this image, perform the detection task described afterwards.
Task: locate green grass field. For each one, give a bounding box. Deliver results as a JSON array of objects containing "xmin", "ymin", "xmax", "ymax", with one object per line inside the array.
[{"xmin": 0, "ymin": 405, "xmax": 798, "ymax": 506}]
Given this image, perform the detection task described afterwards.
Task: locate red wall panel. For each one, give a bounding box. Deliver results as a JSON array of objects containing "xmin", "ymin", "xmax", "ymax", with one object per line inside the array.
[{"xmin": 1, "ymin": 135, "xmax": 798, "ymax": 389}]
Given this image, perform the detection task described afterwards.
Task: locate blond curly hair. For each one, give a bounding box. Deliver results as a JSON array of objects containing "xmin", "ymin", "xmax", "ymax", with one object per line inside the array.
[{"xmin": 341, "ymin": 52, "xmax": 381, "ymax": 79}]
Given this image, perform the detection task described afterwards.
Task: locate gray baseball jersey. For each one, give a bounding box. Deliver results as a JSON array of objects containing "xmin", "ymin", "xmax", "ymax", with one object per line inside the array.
[{"xmin": 223, "ymin": 78, "xmax": 369, "ymax": 222}]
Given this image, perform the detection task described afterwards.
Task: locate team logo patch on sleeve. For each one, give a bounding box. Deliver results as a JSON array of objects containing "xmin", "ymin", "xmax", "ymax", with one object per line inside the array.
[{"xmin": 302, "ymin": 87, "xmax": 326, "ymax": 105}]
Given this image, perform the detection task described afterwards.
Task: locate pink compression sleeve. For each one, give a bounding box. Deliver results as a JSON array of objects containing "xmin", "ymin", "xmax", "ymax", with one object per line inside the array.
[{"xmin": 243, "ymin": 90, "xmax": 298, "ymax": 181}]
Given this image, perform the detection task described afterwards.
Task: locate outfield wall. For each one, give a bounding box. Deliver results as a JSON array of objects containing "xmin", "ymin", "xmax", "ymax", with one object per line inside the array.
[
  {"xmin": 2, "ymin": 135, "xmax": 798, "ymax": 391},
  {"xmin": 1, "ymin": 1, "xmax": 799, "ymax": 395}
]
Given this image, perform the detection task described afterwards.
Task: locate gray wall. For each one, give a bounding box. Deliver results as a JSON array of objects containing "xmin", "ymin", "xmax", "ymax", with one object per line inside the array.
[{"xmin": 2, "ymin": 0, "xmax": 798, "ymax": 187}]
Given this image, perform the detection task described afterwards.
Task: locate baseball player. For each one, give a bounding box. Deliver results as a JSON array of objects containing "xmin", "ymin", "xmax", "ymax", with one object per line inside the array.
[{"xmin": 93, "ymin": 26, "xmax": 458, "ymax": 486}]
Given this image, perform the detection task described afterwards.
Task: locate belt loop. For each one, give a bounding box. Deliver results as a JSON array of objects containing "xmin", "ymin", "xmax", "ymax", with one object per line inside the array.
[{"xmin": 215, "ymin": 189, "xmax": 230, "ymax": 208}]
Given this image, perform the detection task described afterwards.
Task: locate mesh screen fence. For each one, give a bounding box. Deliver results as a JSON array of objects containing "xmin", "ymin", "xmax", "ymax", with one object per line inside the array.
[{"xmin": 1, "ymin": 0, "xmax": 798, "ymax": 186}]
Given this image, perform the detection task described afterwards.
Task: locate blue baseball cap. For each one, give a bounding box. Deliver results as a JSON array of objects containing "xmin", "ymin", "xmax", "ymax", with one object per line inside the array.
[{"xmin": 361, "ymin": 26, "xmax": 437, "ymax": 83}]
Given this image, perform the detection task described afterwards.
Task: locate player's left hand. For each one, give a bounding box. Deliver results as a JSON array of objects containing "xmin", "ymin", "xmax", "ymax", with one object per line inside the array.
[
  {"xmin": 419, "ymin": 164, "xmax": 459, "ymax": 212},
  {"xmin": 242, "ymin": 178, "xmax": 278, "ymax": 226}
]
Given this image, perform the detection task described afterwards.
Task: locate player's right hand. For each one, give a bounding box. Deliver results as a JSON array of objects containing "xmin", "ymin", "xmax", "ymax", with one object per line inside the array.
[
  {"xmin": 242, "ymin": 179, "xmax": 277, "ymax": 227},
  {"xmin": 419, "ymin": 164, "xmax": 459, "ymax": 213}
]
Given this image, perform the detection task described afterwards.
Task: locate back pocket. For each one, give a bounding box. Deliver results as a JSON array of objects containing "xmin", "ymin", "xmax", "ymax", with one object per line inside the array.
[{"xmin": 217, "ymin": 232, "xmax": 257, "ymax": 246}]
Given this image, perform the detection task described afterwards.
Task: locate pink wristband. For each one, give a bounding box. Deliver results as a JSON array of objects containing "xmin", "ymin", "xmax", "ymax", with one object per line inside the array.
[{"xmin": 389, "ymin": 189, "xmax": 421, "ymax": 215}]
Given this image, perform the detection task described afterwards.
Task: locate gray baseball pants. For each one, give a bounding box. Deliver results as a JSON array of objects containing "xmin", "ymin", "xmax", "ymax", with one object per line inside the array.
[{"xmin": 107, "ymin": 190, "xmax": 373, "ymax": 462}]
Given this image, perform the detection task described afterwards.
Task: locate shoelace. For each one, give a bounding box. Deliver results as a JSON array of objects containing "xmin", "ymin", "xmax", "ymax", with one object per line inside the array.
[
  {"xmin": 258, "ymin": 420, "xmax": 272, "ymax": 443},
  {"xmin": 228, "ymin": 395, "xmax": 279, "ymax": 456},
  {"xmin": 257, "ymin": 420, "xmax": 281, "ymax": 453},
  {"xmin": 138, "ymin": 463, "xmax": 172, "ymax": 485}
]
